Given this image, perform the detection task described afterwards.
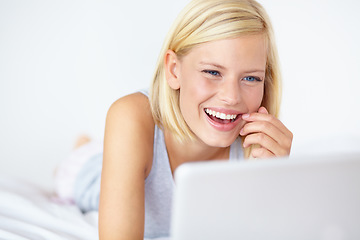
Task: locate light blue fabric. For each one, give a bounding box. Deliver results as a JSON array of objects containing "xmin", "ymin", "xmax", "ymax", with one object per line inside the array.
[
  {"xmin": 74, "ymin": 153, "xmax": 102, "ymax": 212},
  {"xmin": 73, "ymin": 91, "xmax": 244, "ymax": 238}
]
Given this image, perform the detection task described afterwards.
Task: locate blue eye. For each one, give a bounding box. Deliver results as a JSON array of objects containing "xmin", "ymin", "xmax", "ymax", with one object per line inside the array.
[
  {"xmin": 203, "ymin": 70, "xmax": 220, "ymax": 76},
  {"xmin": 243, "ymin": 76, "xmax": 261, "ymax": 82}
]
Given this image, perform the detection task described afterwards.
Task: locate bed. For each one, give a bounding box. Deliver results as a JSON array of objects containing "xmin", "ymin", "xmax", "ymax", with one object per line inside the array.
[
  {"xmin": 0, "ymin": 175, "xmax": 172, "ymax": 240},
  {"xmin": 0, "ymin": 175, "xmax": 98, "ymax": 240}
]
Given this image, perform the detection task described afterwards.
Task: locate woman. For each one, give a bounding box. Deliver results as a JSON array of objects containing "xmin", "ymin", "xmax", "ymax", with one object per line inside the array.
[{"xmin": 54, "ymin": 0, "xmax": 292, "ymax": 239}]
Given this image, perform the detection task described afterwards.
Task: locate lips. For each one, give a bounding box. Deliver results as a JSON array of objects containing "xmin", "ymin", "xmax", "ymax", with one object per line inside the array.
[
  {"xmin": 205, "ymin": 108, "xmax": 238, "ymax": 122},
  {"xmin": 204, "ymin": 108, "xmax": 242, "ymax": 131}
]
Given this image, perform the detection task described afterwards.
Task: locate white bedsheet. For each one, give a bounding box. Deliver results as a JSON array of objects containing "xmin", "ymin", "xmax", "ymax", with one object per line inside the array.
[
  {"xmin": 0, "ymin": 176, "xmax": 171, "ymax": 240},
  {"xmin": 0, "ymin": 175, "xmax": 98, "ymax": 240}
]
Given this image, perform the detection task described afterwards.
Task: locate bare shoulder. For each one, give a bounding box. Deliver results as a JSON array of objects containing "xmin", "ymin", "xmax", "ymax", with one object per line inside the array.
[
  {"xmin": 108, "ymin": 92, "xmax": 154, "ymax": 128},
  {"xmin": 104, "ymin": 92, "xmax": 155, "ymax": 175}
]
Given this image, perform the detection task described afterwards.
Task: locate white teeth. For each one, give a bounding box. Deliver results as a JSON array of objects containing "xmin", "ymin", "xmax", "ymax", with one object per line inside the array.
[{"xmin": 205, "ymin": 108, "xmax": 237, "ymax": 120}]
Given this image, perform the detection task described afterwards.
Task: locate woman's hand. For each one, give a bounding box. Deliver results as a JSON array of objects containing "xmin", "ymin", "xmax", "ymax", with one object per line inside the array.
[{"xmin": 239, "ymin": 106, "xmax": 293, "ymax": 158}]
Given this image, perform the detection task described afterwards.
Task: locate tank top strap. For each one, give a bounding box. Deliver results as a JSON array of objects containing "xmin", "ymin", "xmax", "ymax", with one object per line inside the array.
[{"xmin": 139, "ymin": 89, "xmax": 149, "ymax": 97}]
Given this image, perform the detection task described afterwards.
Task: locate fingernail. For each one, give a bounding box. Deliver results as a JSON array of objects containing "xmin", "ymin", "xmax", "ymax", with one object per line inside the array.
[
  {"xmin": 242, "ymin": 114, "xmax": 250, "ymax": 119},
  {"xmin": 240, "ymin": 128, "xmax": 244, "ymax": 135}
]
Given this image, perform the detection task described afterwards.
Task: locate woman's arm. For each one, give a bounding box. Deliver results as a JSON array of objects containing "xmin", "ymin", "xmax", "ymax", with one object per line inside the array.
[{"xmin": 99, "ymin": 93, "xmax": 154, "ymax": 240}]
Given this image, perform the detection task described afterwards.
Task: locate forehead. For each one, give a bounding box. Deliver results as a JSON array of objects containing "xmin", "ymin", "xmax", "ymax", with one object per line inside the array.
[{"xmin": 181, "ymin": 34, "xmax": 267, "ymax": 70}]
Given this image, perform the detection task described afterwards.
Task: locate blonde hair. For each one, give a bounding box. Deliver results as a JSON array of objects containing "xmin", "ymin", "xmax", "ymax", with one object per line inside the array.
[{"xmin": 150, "ymin": 0, "xmax": 282, "ymax": 158}]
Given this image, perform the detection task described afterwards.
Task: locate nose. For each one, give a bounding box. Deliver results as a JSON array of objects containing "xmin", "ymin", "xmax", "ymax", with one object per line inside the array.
[{"xmin": 219, "ymin": 78, "xmax": 242, "ymax": 105}]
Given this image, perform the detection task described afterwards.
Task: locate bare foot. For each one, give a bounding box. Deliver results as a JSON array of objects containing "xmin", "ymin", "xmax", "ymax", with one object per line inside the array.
[
  {"xmin": 73, "ymin": 135, "xmax": 91, "ymax": 149},
  {"xmin": 54, "ymin": 135, "xmax": 92, "ymax": 177}
]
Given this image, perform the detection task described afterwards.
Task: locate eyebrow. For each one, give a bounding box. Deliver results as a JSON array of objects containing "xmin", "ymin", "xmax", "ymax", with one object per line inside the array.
[
  {"xmin": 199, "ymin": 61, "xmax": 265, "ymax": 74},
  {"xmin": 199, "ymin": 61, "xmax": 226, "ymax": 70},
  {"xmin": 243, "ymin": 69, "xmax": 266, "ymax": 74}
]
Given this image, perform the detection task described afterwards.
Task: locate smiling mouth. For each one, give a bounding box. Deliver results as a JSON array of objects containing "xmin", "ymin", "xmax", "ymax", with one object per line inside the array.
[{"xmin": 204, "ymin": 108, "xmax": 240, "ymax": 124}]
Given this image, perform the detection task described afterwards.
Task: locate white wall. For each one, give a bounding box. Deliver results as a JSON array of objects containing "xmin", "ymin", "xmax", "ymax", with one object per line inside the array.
[{"xmin": 1, "ymin": 0, "xmax": 360, "ymax": 189}]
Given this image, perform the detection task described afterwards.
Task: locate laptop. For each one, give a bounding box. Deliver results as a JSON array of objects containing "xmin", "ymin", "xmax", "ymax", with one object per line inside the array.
[{"xmin": 170, "ymin": 153, "xmax": 360, "ymax": 240}]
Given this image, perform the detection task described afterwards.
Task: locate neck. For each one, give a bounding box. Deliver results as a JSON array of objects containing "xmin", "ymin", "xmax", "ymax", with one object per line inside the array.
[{"xmin": 164, "ymin": 130, "xmax": 230, "ymax": 175}]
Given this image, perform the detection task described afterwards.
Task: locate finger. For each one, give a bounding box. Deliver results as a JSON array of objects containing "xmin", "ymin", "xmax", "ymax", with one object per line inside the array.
[
  {"xmin": 243, "ymin": 132, "xmax": 290, "ymax": 156},
  {"xmin": 242, "ymin": 111, "xmax": 292, "ymax": 139},
  {"xmin": 250, "ymin": 146, "xmax": 275, "ymax": 159},
  {"xmin": 240, "ymin": 120, "xmax": 291, "ymax": 150},
  {"xmin": 257, "ymin": 106, "xmax": 268, "ymax": 114}
]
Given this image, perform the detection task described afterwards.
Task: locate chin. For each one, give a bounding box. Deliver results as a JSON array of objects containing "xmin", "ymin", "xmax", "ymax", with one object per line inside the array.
[{"xmin": 202, "ymin": 134, "xmax": 239, "ymax": 148}]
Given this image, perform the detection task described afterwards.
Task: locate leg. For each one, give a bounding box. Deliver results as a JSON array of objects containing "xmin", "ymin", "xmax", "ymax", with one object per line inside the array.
[
  {"xmin": 74, "ymin": 153, "xmax": 103, "ymax": 212},
  {"xmin": 54, "ymin": 135, "xmax": 103, "ymax": 205}
]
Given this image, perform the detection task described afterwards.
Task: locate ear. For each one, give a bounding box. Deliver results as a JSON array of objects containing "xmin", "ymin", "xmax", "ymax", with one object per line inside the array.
[{"xmin": 164, "ymin": 50, "xmax": 180, "ymax": 90}]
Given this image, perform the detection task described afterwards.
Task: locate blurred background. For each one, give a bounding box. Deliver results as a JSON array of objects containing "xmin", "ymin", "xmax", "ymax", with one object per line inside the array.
[{"xmin": 1, "ymin": 0, "xmax": 360, "ymax": 190}]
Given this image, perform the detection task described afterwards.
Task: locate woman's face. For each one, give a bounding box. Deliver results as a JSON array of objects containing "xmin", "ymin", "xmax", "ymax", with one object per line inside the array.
[{"xmin": 171, "ymin": 34, "xmax": 267, "ymax": 147}]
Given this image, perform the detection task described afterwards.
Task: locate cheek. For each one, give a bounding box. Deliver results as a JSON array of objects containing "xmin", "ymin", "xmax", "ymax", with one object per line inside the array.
[
  {"xmin": 243, "ymin": 85, "xmax": 264, "ymax": 112},
  {"xmin": 180, "ymin": 73, "xmax": 217, "ymax": 100}
]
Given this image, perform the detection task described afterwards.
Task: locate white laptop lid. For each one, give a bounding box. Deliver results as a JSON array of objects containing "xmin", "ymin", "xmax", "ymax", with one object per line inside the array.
[{"xmin": 170, "ymin": 153, "xmax": 360, "ymax": 240}]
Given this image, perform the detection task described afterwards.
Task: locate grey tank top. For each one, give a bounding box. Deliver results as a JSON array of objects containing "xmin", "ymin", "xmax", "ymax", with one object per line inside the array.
[
  {"xmin": 143, "ymin": 125, "xmax": 244, "ymax": 238},
  {"xmin": 139, "ymin": 90, "xmax": 244, "ymax": 238}
]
